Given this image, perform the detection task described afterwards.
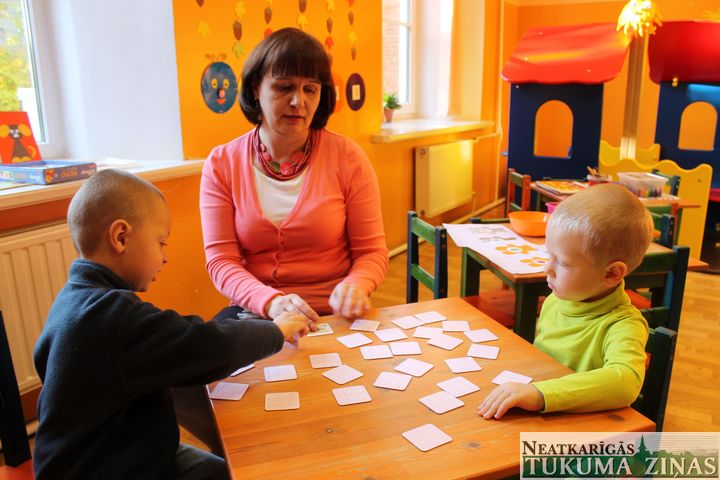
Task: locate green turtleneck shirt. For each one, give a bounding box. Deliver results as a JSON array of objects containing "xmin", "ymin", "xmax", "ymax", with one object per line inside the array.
[{"xmin": 533, "ymin": 280, "xmax": 649, "ymax": 413}]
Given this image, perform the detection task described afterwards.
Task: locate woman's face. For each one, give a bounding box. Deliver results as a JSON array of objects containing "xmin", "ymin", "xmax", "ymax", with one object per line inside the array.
[{"xmin": 255, "ymin": 71, "xmax": 322, "ymax": 137}]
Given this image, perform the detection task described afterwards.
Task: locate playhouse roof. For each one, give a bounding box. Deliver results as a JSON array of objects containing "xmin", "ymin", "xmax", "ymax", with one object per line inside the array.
[
  {"xmin": 502, "ymin": 23, "xmax": 631, "ymax": 84},
  {"xmin": 648, "ymin": 21, "xmax": 720, "ymax": 84}
]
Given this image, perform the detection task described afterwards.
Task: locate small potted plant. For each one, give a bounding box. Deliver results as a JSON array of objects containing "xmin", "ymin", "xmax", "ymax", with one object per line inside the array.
[{"xmin": 383, "ymin": 92, "xmax": 401, "ymax": 123}]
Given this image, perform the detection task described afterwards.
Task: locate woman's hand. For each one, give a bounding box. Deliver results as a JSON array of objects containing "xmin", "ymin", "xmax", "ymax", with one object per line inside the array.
[
  {"xmin": 329, "ymin": 283, "xmax": 370, "ymax": 320},
  {"xmin": 267, "ymin": 294, "xmax": 320, "ymax": 331},
  {"xmin": 477, "ymin": 383, "xmax": 545, "ymax": 419}
]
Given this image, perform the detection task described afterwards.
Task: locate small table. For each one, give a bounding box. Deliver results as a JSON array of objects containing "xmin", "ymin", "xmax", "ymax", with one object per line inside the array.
[{"xmin": 210, "ymin": 297, "xmax": 654, "ymax": 480}]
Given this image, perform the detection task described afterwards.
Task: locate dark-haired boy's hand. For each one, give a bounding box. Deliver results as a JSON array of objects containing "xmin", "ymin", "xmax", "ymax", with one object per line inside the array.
[
  {"xmin": 273, "ymin": 312, "xmax": 310, "ymax": 346},
  {"xmin": 477, "ymin": 383, "xmax": 545, "ymax": 419},
  {"xmin": 267, "ymin": 294, "xmax": 320, "ymax": 331}
]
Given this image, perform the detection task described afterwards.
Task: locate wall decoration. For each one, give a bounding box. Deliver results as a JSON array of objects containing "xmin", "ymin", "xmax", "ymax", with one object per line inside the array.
[
  {"xmin": 197, "ymin": 21, "xmax": 211, "ymax": 38},
  {"xmin": 347, "ymin": 0, "xmax": 357, "ymax": 60},
  {"xmin": 297, "ymin": 0, "xmax": 309, "ymax": 29},
  {"xmin": 196, "ymin": 0, "xmax": 204, "ymax": 6},
  {"xmin": 201, "ymin": 55, "xmax": 238, "ymax": 114},
  {"xmin": 325, "ymin": 0, "xmax": 335, "ymax": 49},
  {"xmin": 232, "ymin": 20, "xmax": 244, "ymax": 58},
  {"xmin": 346, "ymin": 73, "xmax": 365, "ymax": 111},
  {"xmin": 0, "ymin": 111, "xmax": 42, "ymax": 164},
  {"xmin": 332, "ymin": 72, "xmax": 344, "ymax": 112}
]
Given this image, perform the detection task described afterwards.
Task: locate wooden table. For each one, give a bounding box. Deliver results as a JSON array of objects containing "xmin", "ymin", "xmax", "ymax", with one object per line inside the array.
[{"xmin": 210, "ymin": 297, "xmax": 654, "ymax": 480}]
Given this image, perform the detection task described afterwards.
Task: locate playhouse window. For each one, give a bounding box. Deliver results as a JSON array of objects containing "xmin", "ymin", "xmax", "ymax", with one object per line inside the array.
[
  {"xmin": 679, "ymin": 101, "xmax": 716, "ymax": 151},
  {"xmin": 534, "ymin": 100, "xmax": 573, "ymax": 158}
]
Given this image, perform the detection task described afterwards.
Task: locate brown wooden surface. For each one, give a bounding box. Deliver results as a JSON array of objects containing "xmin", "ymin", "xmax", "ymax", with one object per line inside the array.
[{"xmin": 212, "ymin": 297, "xmax": 654, "ymax": 480}]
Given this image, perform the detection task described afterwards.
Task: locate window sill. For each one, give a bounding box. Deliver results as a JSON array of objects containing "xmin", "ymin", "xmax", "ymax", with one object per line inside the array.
[
  {"xmin": 0, "ymin": 159, "xmax": 204, "ymax": 211},
  {"xmin": 371, "ymin": 118, "xmax": 494, "ymax": 144}
]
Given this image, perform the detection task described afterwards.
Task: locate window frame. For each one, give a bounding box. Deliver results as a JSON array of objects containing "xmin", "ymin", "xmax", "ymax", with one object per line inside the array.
[{"xmin": 383, "ymin": 0, "xmax": 417, "ymax": 118}]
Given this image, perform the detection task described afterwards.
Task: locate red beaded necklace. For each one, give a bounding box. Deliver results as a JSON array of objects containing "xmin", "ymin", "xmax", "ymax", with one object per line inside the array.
[{"xmin": 254, "ymin": 127, "xmax": 318, "ymax": 181}]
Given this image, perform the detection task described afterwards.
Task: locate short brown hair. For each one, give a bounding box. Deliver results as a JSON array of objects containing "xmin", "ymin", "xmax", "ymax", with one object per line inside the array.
[
  {"xmin": 239, "ymin": 28, "xmax": 336, "ymax": 128},
  {"xmin": 548, "ymin": 183, "xmax": 654, "ymax": 272},
  {"xmin": 67, "ymin": 169, "xmax": 165, "ymax": 256}
]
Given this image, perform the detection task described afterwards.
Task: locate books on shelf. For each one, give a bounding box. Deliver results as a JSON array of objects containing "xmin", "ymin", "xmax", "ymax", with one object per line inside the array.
[{"xmin": 535, "ymin": 180, "xmax": 587, "ymax": 196}]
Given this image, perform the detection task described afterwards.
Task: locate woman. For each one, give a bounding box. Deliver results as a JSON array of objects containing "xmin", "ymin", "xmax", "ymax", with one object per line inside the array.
[{"xmin": 200, "ymin": 28, "xmax": 388, "ymax": 325}]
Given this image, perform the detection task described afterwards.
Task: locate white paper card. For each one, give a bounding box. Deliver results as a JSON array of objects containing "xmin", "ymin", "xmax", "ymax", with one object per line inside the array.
[
  {"xmin": 414, "ymin": 311, "xmax": 447, "ymax": 324},
  {"xmin": 428, "ymin": 333, "xmax": 463, "ymax": 351},
  {"xmin": 322, "ymin": 364, "xmax": 364, "ymax": 385},
  {"xmin": 464, "ymin": 329, "xmax": 499, "ymax": 343},
  {"xmin": 309, "ymin": 353, "xmax": 342, "ymax": 369},
  {"xmin": 413, "ymin": 326, "xmax": 443, "ymax": 339},
  {"xmin": 350, "ymin": 319, "xmax": 380, "ymax": 332},
  {"xmin": 492, "ymin": 370, "xmax": 533, "ymax": 385},
  {"xmin": 468, "ymin": 344, "xmax": 500, "ymax": 360},
  {"xmin": 441, "ymin": 320, "xmax": 470, "ymax": 332},
  {"xmin": 373, "ymin": 371, "xmax": 412, "ymax": 391},
  {"xmin": 444, "ymin": 357, "xmax": 482, "ymax": 373},
  {"xmin": 391, "ymin": 315, "xmax": 425, "ymax": 330},
  {"xmin": 374, "ymin": 327, "xmax": 407, "ymax": 342},
  {"xmin": 264, "ymin": 365, "xmax": 298, "ymax": 382},
  {"xmin": 337, "ymin": 333, "xmax": 373, "ymax": 348},
  {"xmin": 306, "ymin": 323, "xmax": 334, "ymax": 337},
  {"xmin": 402, "ymin": 424, "xmax": 452, "ymax": 452},
  {"xmin": 209, "ymin": 382, "xmax": 249, "ymax": 400},
  {"xmin": 390, "ymin": 341, "xmax": 422, "ymax": 355},
  {"xmin": 437, "ymin": 376, "xmax": 480, "ymax": 397},
  {"xmin": 229, "ymin": 364, "xmax": 254, "ymax": 377},
  {"xmin": 360, "ymin": 344, "xmax": 393, "ymax": 360},
  {"xmin": 394, "ymin": 358, "xmax": 434, "ymax": 377},
  {"xmin": 419, "ymin": 391, "xmax": 464, "ymax": 414},
  {"xmin": 265, "ymin": 392, "xmax": 299, "ymax": 411},
  {"xmin": 332, "ymin": 385, "xmax": 372, "ymax": 406}
]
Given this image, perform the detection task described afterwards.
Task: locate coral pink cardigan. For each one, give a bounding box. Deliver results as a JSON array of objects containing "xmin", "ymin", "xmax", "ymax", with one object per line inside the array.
[{"xmin": 200, "ymin": 129, "xmax": 388, "ymax": 316}]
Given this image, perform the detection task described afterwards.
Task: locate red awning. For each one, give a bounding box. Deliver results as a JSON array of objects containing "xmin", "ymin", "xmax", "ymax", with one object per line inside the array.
[
  {"xmin": 502, "ymin": 23, "xmax": 631, "ymax": 84},
  {"xmin": 648, "ymin": 20, "xmax": 720, "ymax": 84}
]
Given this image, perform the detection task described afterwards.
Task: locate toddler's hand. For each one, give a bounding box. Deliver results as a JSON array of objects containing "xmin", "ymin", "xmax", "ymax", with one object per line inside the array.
[
  {"xmin": 477, "ymin": 383, "xmax": 544, "ymax": 419},
  {"xmin": 273, "ymin": 312, "xmax": 310, "ymax": 345},
  {"xmin": 329, "ymin": 283, "xmax": 370, "ymax": 320},
  {"xmin": 267, "ymin": 294, "xmax": 320, "ymax": 331}
]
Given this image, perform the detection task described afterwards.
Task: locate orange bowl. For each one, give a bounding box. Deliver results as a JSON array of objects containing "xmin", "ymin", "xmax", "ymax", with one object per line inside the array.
[{"xmin": 508, "ymin": 211, "xmax": 549, "ymax": 237}]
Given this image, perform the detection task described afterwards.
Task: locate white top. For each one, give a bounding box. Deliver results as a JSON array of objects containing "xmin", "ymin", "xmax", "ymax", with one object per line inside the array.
[{"xmin": 252, "ymin": 164, "xmax": 307, "ymax": 225}]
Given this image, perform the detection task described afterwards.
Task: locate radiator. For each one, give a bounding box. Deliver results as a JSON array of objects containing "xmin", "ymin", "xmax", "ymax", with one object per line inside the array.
[
  {"xmin": 0, "ymin": 223, "xmax": 76, "ymax": 393},
  {"xmin": 415, "ymin": 140, "xmax": 474, "ymax": 217}
]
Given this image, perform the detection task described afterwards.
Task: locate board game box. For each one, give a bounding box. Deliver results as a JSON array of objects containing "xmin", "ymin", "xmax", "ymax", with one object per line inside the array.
[{"xmin": 0, "ymin": 160, "xmax": 97, "ymax": 185}]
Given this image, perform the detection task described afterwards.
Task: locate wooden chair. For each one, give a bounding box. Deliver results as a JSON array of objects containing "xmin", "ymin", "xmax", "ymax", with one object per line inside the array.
[
  {"xmin": 650, "ymin": 211, "xmax": 676, "ymax": 248},
  {"xmin": 506, "ymin": 168, "xmax": 531, "ymax": 216},
  {"xmin": 633, "ymin": 326, "xmax": 677, "ymax": 431},
  {"xmin": 0, "ymin": 311, "xmax": 33, "ymax": 477},
  {"xmin": 406, "ymin": 211, "xmax": 448, "ymax": 303}
]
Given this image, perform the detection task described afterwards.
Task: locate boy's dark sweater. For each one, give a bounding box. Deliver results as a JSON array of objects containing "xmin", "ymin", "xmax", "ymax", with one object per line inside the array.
[{"xmin": 33, "ymin": 259, "xmax": 284, "ymax": 479}]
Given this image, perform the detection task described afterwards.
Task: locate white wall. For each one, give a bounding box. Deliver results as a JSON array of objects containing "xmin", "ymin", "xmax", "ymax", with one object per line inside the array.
[{"xmin": 37, "ymin": 0, "xmax": 183, "ymax": 160}]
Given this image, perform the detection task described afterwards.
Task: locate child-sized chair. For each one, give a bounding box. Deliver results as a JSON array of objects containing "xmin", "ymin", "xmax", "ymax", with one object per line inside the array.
[
  {"xmin": 633, "ymin": 326, "xmax": 677, "ymax": 432},
  {"xmin": 506, "ymin": 168, "xmax": 531, "ymax": 216},
  {"xmin": 406, "ymin": 211, "xmax": 448, "ymax": 303}
]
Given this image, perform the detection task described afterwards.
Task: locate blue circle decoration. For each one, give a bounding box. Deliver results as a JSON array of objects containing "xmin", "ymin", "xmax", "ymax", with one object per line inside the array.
[
  {"xmin": 201, "ymin": 62, "xmax": 238, "ymax": 114},
  {"xmin": 345, "ymin": 73, "xmax": 365, "ymax": 111}
]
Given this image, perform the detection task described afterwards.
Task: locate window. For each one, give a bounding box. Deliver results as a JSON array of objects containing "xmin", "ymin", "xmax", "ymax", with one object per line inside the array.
[{"xmin": 382, "ymin": 0, "xmax": 415, "ymax": 116}]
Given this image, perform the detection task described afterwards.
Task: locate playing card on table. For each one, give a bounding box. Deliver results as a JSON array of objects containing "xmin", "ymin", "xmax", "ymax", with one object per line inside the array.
[
  {"xmin": 350, "ymin": 319, "xmax": 380, "ymax": 332},
  {"xmin": 441, "ymin": 320, "xmax": 470, "ymax": 332},
  {"xmin": 427, "ymin": 333, "xmax": 463, "ymax": 351},
  {"xmin": 390, "ymin": 341, "xmax": 422, "ymax": 355},
  {"xmin": 419, "ymin": 391, "xmax": 464, "ymax": 414},
  {"xmin": 391, "ymin": 315, "xmax": 425, "ymax": 330},
  {"xmin": 229, "ymin": 364, "xmax": 254, "ymax": 377},
  {"xmin": 414, "ymin": 310, "xmax": 447, "ymax": 324},
  {"xmin": 373, "ymin": 371, "xmax": 412, "ymax": 391},
  {"xmin": 444, "ymin": 357, "xmax": 482, "ymax": 373},
  {"xmin": 332, "ymin": 385, "xmax": 372, "ymax": 406},
  {"xmin": 468, "ymin": 344, "xmax": 500, "ymax": 360},
  {"xmin": 492, "ymin": 370, "xmax": 532, "ymax": 385},
  {"xmin": 360, "ymin": 344, "xmax": 393, "ymax": 360},
  {"xmin": 309, "ymin": 353, "xmax": 342, "ymax": 369},
  {"xmin": 306, "ymin": 322, "xmax": 334, "ymax": 337},
  {"xmin": 265, "ymin": 392, "xmax": 300, "ymax": 411},
  {"xmin": 413, "ymin": 326, "xmax": 443, "ymax": 339},
  {"xmin": 322, "ymin": 364, "xmax": 364, "ymax": 384},
  {"xmin": 209, "ymin": 382, "xmax": 249, "ymax": 401},
  {"xmin": 437, "ymin": 376, "xmax": 480, "ymax": 397},
  {"xmin": 374, "ymin": 327, "xmax": 407, "ymax": 342},
  {"xmin": 464, "ymin": 328, "xmax": 499, "ymax": 343},
  {"xmin": 402, "ymin": 424, "xmax": 452, "ymax": 452},
  {"xmin": 263, "ymin": 365, "xmax": 297, "ymax": 382},
  {"xmin": 394, "ymin": 358, "xmax": 434, "ymax": 377},
  {"xmin": 336, "ymin": 332, "xmax": 373, "ymax": 348}
]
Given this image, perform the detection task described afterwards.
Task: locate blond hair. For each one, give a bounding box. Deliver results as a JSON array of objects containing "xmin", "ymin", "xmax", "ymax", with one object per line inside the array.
[
  {"xmin": 548, "ymin": 183, "xmax": 654, "ymax": 272},
  {"xmin": 67, "ymin": 169, "xmax": 165, "ymax": 256}
]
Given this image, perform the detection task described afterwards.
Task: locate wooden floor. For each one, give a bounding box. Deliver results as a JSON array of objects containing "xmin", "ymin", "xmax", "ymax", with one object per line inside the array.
[{"xmin": 372, "ymin": 240, "xmax": 720, "ymax": 431}]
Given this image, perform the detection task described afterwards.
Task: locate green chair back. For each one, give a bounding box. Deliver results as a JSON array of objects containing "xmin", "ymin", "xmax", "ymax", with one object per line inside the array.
[
  {"xmin": 633, "ymin": 326, "xmax": 677, "ymax": 431},
  {"xmin": 406, "ymin": 211, "xmax": 448, "ymax": 303},
  {"xmin": 650, "ymin": 211, "xmax": 676, "ymax": 248},
  {"xmin": 651, "ymin": 168, "xmax": 681, "ymax": 196}
]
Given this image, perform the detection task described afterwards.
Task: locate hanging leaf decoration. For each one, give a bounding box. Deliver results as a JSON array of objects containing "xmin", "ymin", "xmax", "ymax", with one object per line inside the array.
[
  {"xmin": 197, "ymin": 21, "xmax": 211, "ymax": 38},
  {"xmin": 325, "ymin": 36, "xmax": 334, "ymax": 49},
  {"xmin": 234, "ymin": 1, "xmax": 246, "ymax": 19},
  {"xmin": 351, "ymin": 45, "xmax": 357, "ymax": 60},
  {"xmin": 347, "ymin": 0, "xmax": 354, "ymax": 6},
  {"xmin": 265, "ymin": 6, "xmax": 273, "ymax": 23},
  {"xmin": 348, "ymin": 31, "xmax": 357, "ymax": 44},
  {"xmin": 264, "ymin": 28, "xmax": 273, "ymax": 38},
  {"xmin": 299, "ymin": 0, "xmax": 307, "ymax": 13},
  {"xmin": 327, "ymin": 17, "xmax": 333, "ymax": 33},
  {"xmin": 233, "ymin": 21, "xmax": 242, "ymax": 41},
  {"xmin": 348, "ymin": 11, "xmax": 354, "ymax": 25},
  {"xmin": 297, "ymin": 13, "xmax": 308, "ymax": 29},
  {"xmin": 327, "ymin": 0, "xmax": 336, "ymax": 12},
  {"xmin": 233, "ymin": 41, "xmax": 245, "ymax": 58},
  {"xmin": 196, "ymin": 0, "xmax": 204, "ymax": 6}
]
